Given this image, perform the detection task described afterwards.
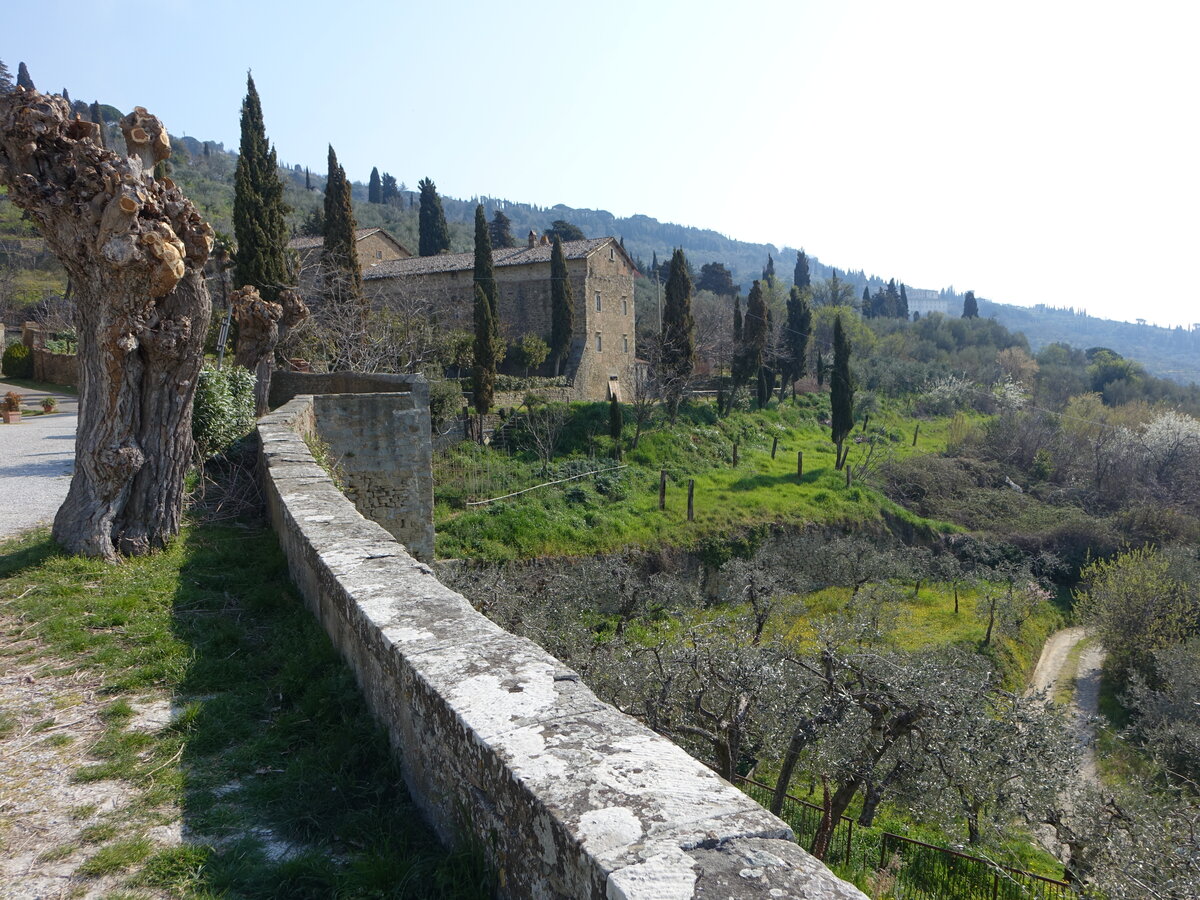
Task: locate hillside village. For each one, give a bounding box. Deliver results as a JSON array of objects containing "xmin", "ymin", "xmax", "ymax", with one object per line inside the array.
[{"xmin": 1, "ymin": 63, "xmax": 1199, "ymax": 900}]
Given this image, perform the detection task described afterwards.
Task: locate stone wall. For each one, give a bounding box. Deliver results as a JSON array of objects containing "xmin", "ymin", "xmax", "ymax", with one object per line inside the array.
[
  {"xmin": 359, "ymin": 229, "xmax": 411, "ymax": 264},
  {"xmin": 312, "ymin": 392, "xmax": 434, "ymax": 562},
  {"xmin": 269, "ymin": 370, "xmax": 429, "ymax": 412},
  {"xmin": 257, "ymin": 396, "xmax": 867, "ymax": 900},
  {"xmin": 369, "ymin": 239, "xmax": 637, "ymax": 402},
  {"xmin": 32, "ymin": 348, "xmax": 77, "ymax": 386}
]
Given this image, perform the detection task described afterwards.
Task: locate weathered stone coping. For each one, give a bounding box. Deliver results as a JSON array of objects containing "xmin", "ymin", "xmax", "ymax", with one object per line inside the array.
[{"xmin": 258, "ymin": 395, "xmax": 867, "ymax": 899}]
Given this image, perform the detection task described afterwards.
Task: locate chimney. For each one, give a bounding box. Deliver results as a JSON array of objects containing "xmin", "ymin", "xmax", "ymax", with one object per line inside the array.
[
  {"xmin": 527, "ymin": 230, "xmax": 537, "ymax": 249},
  {"xmin": 540, "ymin": 234, "xmax": 550, "ymax": 246}
]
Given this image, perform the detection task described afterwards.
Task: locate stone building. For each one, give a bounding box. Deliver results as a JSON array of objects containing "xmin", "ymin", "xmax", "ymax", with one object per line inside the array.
[
  {"xmin": 365, "ymin": 235, "xmax": 638, "ymax": 402},
  {"xmin": 906, "ymin": 288, "xmax": 952, "ymax": 318},
  {"xmin": 288, "ymin": 227, "xmax": 412, "ymax": 271}
]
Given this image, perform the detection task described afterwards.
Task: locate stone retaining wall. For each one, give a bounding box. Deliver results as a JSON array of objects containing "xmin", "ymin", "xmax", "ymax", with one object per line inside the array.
[
  {"xmin": 258, "ymin": 396, "xmax": 866, "ymax": 900},
  {"xmin": 32, "ymin": 348, "xmax": 77, "ymax": 386}
]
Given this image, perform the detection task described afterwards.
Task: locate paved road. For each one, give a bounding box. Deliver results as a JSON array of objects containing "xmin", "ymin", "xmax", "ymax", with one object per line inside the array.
[{"xmin": 0, "ymin": 380, "xmax": 77, "ymax": 540}]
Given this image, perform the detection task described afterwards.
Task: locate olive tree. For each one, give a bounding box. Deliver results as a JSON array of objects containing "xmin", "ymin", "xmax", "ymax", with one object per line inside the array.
[{"xmin": 0, "ymin": 89, "xmax": 213, "ymax": 558}]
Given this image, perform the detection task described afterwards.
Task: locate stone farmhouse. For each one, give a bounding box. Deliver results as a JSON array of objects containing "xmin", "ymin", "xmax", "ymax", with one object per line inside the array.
[
  {"xmin": 365, "ymin": 233, "xmax": 638, "ymax": 402},
  {"xmin": 288, "ymin": 227, "xmax": 413, "ymax": 270}
]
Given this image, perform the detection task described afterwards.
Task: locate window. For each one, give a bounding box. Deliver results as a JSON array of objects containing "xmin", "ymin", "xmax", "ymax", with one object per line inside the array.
[
  {"xmin": 595, "ymin": 291, "xmax": 602, "ymax": 312},
  {"xmin": 622, "ymin": 334, "xmax": 629, "ymax": 353},
  {"xmin": 376, "ymin": 250, "xmax": 383, "ymax": 259},
  {"xmin": 595, "ymin": 333, "xmax": 602, "ymax": 353},
  {"xmin": 622, "ymin": 298, "xmax": 628, "ymax": 315},
  {"xmin": 609, "ymin": 247, "xmax": 615, "ymax": 261}
]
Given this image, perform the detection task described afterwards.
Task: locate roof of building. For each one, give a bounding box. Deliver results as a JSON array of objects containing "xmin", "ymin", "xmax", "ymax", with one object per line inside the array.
[
  {"xmin": 287, "ymin": 227, "xmax": 399, "ymax": 252},
  {"xmin": 363, "ymin": 236, "xmax": 633, "ymax": 281}
]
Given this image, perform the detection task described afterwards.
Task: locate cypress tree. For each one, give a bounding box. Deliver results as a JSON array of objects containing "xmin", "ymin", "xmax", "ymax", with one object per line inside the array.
[
  {"xmin": 490, "ymin": 209, "xmax": 516, "ymax": 249},
  {"xmin": 233, "ymin": 74, "xmax": 290, "ymax": 303},
  {"xmin": 304, "ymin": 166, "xmax": 311, "ymax": 190},
  {"xmin": 322, "ymin": 144, "xmax": 362, "ymax": 309},
  {"xmin": 899, "ymin": 283, "xmax": 910, "ymax": 320},
  {"xmin": 862, "ymin": 286, "xmax": 872, "ymax": 315},
  {"xmin": 816, "ymin": 350, "xmax": 825, "ymax": 387},
  {"xmin": 417, "ymin": 177, "xmax": 451, "ymax": 256},
  {"xmin": 885, "ymin": 279, "xmax": 901, "ymax": 318},
  {"xmin": 737, "ymin": 280, "xmax": 769, "ymax": 410},
  {"xmin": 16, "ymin": 62, "xmax": 34, "ymax": 91},
  {"xmin": 473, "ymin": 204, "xmax": 498, "ymax": 323},
  {"xmin": 61, "ymin": 87, "xmax": 70, "ymax": 104},
  {"xmin": 782, "ymin": 285, "xmax": 811, "ymax": 398},
  {"xmin": 733, "ymin": 295, "xmax": 743, "ymax": 345},
  {"xmin": 794, "ymin": 249, "xmax": 810, "ymax": 289},
  {"xmin": 472, "ymin": 283, "xmax": 496, "ymax": 421},
  {"xmin": 0, "ymin": 60, "xmax": 12, "ymax": 94},
  {"xmin": 609, "ymin": 394, "xmax": 624, "ymax": 459},
  {"xmin": 762, "ymin": 253, "xmax": 775, "ymax": 281},
  {"xmin": 830, "ymin": 315, "xmax": 854, "ymax": 469},
  {"xmin": 368, "ymin": 167, "xmax": 382, "ymax": 204},
  {"xmin": 962, "ymin": 290, "xmax": 979, "ymax": 318},
  {"xmin": 661, "ymin": 248, "xmax": 696, "ymax": 419},
  {"xmin": 549, "ymin": 236, "xmax": 574, "ymax": 375}
]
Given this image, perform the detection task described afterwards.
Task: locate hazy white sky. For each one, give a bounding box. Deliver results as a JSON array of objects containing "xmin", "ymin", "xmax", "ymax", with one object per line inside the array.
[{"xmin": 6, "ymin": 0, "xmax": 1198, "ymax": 326}]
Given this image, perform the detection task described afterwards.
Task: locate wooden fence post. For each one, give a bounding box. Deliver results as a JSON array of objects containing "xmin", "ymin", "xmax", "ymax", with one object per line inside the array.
[
  {"xmin": 797, "ymin": 451, "xmax": 804, "ymax": 479},
  {"xmin": 913, "ymin": 422, "xmax": 920, "ymax": 447},
  {"xmin": 733, "ymin": 442, "xmax": 739, "ymax": 466},
  {"xmin": 771, "ymin": 435, "xmax": 778, "ymax": 458},
  {"xmin": 687, "ymin": 479, "xmax": 695, "ymax": 521},
  {"xmin": 659, "ymin": 469, "xmax": 667, "ymax": 510}
]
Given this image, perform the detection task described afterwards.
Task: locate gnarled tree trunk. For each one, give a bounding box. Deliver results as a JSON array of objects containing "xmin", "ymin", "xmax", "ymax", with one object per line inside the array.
[
  {"xmin": 231, "ymin": 285, "xmax": 308, "ymax": 416},
  {"xmin": 0, "ymin": 89, "xmax": 214, "ymax": 559}
]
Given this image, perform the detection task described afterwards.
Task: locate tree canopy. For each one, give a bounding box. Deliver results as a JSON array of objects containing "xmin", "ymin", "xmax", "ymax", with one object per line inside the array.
[
  {"xmin": 545, "ymin": 219, "xmax": 585, "ymax": 242},
  {"xmin": 490, "ymin": 209, "xmax": 516, "ymax": 249}
]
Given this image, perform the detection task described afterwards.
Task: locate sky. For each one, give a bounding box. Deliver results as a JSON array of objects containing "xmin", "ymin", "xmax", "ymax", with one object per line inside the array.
[{"xmin": 5, "ymin": 0, "xmax": 1198, "ymax": 327}]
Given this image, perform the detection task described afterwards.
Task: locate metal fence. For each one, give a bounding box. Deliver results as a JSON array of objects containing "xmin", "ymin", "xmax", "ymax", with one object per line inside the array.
[{"xmin": 736, "ymin": 778, "xmax": 1071, "ymax": 899}]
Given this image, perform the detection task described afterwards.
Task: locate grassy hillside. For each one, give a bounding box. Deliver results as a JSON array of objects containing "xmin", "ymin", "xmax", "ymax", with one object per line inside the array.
[{"xmin": 434, "ymin": 397, "xmax": 956, "ymax": 561}]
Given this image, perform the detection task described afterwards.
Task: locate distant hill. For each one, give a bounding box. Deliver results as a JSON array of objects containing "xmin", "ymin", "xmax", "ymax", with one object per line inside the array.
[{"xmin": 978, "ymin": 299, "xmax": 1200, "ymax": 386}]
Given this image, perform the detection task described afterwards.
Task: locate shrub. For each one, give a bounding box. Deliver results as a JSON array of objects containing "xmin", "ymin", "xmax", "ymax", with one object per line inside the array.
[
  {"xmin": 427, "ymin": 377, "xmax": 464, "ymax": 433},
  {"xmin": 2, "ymin": 342, "xmax": 32, "ymax": 378},
  {"xmin": 3, "ymin": 391, "xmax": 22, "ymax": 412},
  {"xmin": 192, "ymin": 364, "xmax": 255, "ymax": 460},
  {"xmin": 43, "ymin": 338, "xmax": 77, "ymax": 354}
]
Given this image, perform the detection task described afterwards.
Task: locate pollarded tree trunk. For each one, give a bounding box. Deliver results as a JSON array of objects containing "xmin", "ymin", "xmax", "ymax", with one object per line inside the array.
[
  {"xmin": 0, "ymin": 89, "xmax": 214, "ymax": 559},
  {"xmin": 231, "ymin": 285, "xmax": 308, "ymax": 415}
]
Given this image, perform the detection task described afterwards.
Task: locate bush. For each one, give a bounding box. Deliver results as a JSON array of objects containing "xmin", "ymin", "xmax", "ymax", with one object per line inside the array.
[
  {"xmin": 427, "ymin": 377, "xmax": 464, "ymax": 433},
  {"xmin": 2, "ymin": 342, "xmax": 32, "ymax": 379},
  {"xmin": 192, "ymin": 364, "xmax": 255, "ymax": 460}
]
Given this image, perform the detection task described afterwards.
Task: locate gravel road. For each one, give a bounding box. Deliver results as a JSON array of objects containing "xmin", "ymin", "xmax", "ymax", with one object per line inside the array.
[{"xmin": 0, "ymin": 380, "xmax": 77, "ymax": 540}]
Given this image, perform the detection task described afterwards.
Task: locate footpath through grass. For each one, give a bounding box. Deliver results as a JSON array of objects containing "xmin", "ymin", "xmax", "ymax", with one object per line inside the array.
[
  {"xmin": 435, "ymin": 397, "xmax": 960, "ymax": 561},
  {"xmin": 0, "ymin": 525, "xmax": 490, "ymax": 899}
]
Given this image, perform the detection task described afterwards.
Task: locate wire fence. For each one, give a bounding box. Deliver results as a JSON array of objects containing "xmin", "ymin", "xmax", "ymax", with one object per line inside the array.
[{"xmin": 736, "ymin": 778, "xmax": 1071, "ymax": 899}]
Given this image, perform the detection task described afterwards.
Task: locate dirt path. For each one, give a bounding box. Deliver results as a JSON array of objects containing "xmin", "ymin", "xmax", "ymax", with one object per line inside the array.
[
  {"xmin": 0, "ymin": 657, "xmax": 177, "ymax": 899},
  {"xmin": 1028, "ymin": 626, "xmax": 1105, "ymax": 783}
]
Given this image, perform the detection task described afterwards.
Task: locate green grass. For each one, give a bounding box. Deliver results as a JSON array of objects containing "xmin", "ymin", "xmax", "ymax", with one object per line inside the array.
[
  {"xmin": 0, "ymin": 525, "xmax": 491, "ymax": 898},
  {"xmin": 435, "ymin": 399, "xmax": 959, "ymax": 560}
]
